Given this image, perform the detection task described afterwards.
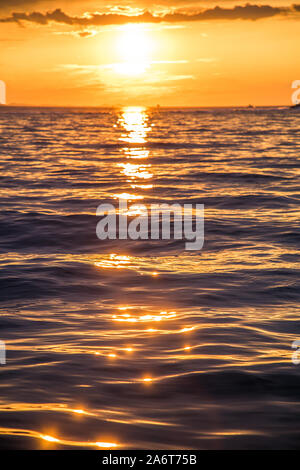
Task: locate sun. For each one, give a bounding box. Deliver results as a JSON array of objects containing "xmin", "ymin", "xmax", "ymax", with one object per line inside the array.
[{"xmin": 114, "ymin": 23, "xmax": 153, "ymax": 76}]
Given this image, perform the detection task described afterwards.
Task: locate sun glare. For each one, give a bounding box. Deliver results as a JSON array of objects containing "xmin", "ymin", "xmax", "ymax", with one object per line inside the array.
[{"xmin": 115, "ymin": 24, "xmax": 153, "ymax": 76}]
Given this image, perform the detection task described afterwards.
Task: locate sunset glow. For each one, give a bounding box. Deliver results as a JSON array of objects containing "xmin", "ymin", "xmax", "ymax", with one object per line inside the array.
[
  {"xmin": 0, "ymin": 2, "xmax": 298, "ymax": 106},
  {"xmin": 114, "ymin": 24, "xmax": 153, "ymax": 76}
]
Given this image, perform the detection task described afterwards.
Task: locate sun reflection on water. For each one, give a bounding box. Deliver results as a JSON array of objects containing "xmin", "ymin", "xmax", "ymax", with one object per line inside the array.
[
  {"xmin": 112, "ymin": 310, "xmax": 177, "ymax": 323},
  {"xmin": 118, "ymin": 106, "xmax": 151, "ymax": 144},
  {"xmin": 40, "ymin": 432, "xmax": 119, "ymax": 448},
  {"xmin": 117, "ymin": 162, "xmax": 153, "ymax": 180},
  {"xmin": 114, "ymin": 106, "xmax": 153, "ymax": 201},
  {"xmin": 0, "ymin": 427, "xmax": 120, "ymax": 449}
]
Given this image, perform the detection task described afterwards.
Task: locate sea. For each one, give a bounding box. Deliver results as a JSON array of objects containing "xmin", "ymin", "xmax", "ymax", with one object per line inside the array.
[{"xmin": 0, "ymin": 106, "xmax": 299, "ymax": 449}]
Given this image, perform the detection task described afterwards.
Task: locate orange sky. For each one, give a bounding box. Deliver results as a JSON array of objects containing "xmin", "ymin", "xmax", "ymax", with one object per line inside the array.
[{"xmin": 0, "ymin": 1, "xmax": 299, "ymax": 106}]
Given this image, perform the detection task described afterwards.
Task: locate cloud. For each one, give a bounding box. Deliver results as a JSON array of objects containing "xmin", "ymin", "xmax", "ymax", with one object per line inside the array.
[
  {"xmin": 54, "ymin": 29, "xmax": 98, "ymax": 38},
  {"xmin": 0, "ymin": 4, "xmax": 299, "ymax": 28},
  {"xmin": 76, "ymin": 29, "xmax": 97, "ymax": 37},
  {"xmin": 0, "ymin": 0, "xmax": 38, "ymax": 6},
  {"xmin": 0, "ymin": 0, "xmax": 276, "ymax": 9},
  {"xmin": 59, "ymin": 63, "xmax": 194, "ymax": 94}
]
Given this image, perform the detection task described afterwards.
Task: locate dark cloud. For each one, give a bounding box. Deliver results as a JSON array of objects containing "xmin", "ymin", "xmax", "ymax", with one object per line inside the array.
[
  {"xmin": 0, "ymin": 0, "xmax": 41, "ymax": 9},
  {"xmin": 76, "ymin": 30, "xmax": 95, "ymax": 37},
  {"xmin": 0, "ymin": 4, "xmax": 299, "ymax": 26},
  {"xmin": 164, "ymin": 4, "xmax": 286, "ymax": 21},
  {"xmin": 0, "ymin": 0, "xmax": 234, "ymax": 13}
]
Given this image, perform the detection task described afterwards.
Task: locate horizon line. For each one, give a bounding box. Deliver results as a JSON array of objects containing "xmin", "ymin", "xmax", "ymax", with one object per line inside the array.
[{"xmin": 0, "ymin": 104, "xmax": 292, "ymax": 109}]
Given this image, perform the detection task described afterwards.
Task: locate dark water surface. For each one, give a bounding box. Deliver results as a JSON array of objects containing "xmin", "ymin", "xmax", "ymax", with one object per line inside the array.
[{"xmin": 0, "ymin": 106, "xmax": 299, "ymax": 449}]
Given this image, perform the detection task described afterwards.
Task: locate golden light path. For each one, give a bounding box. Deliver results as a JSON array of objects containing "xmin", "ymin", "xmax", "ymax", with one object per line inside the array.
[
  {"xmin": 112, "ymin": 310, "xmax": 177, "ymax": 323},
  {"xmin": 113, "ymin": 106, "xmax": 153, "ymax": 204},
  {"xmin": 118, "ymin": 106, "xmax": 151, "ymax": 144},
  {"xmin": 117, "ymin": 162, "xmax": 153, "ymax": 180},
  {"xmin": 0, "ymin": 427, "xmax": 119, "ymax": 449},
  {"xmin": 95, "ymin": 105, "xmax": 199, "ymax": 391}
]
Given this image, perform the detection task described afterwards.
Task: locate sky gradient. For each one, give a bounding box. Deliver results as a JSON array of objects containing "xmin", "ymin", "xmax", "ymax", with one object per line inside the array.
[{"xmin": 0, "ymin": 0, "xmax": 299, "ymax": 106}]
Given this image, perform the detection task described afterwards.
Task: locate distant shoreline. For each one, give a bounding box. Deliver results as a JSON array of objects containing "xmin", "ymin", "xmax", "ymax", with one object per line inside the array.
[{"xmin": 0, "ymin": 104, "xmax": 291, "ymax": 109}]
